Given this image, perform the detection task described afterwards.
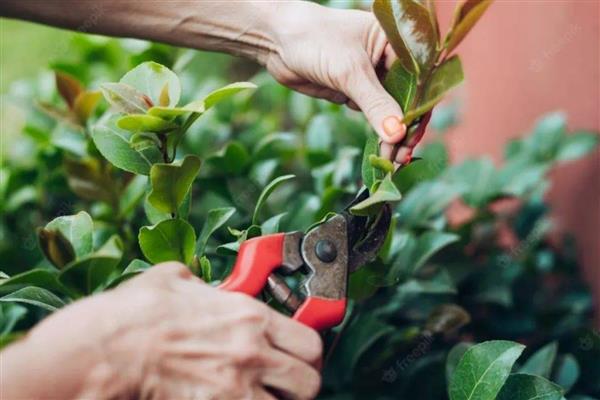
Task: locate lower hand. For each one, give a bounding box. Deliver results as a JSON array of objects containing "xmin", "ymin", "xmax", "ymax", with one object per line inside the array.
[{"xmin": 2, "ymin": 263, "xmax": 322, "ymax": 400}]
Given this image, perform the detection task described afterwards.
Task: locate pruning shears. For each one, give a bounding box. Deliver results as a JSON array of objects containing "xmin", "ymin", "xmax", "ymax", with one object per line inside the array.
[{"xmin": 219, "ymin": 190, "xmax": 391, "ymax": 331}]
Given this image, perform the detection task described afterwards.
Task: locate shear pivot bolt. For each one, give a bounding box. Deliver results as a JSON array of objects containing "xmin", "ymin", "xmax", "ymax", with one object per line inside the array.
[{"xmin": 315, "ymin": 240, "xmax": 337, "ymax": 263}]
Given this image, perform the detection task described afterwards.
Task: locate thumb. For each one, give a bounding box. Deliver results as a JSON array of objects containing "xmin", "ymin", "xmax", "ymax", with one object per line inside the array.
[{"xmin": 345, "ymin": 65, "xmax": 406, "ymax": 144}]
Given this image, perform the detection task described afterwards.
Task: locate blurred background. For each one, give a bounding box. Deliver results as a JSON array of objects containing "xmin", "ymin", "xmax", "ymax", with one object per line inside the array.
[{"xmin": 2, "ymin": 0, "xmax": 597, "ymax": 320}]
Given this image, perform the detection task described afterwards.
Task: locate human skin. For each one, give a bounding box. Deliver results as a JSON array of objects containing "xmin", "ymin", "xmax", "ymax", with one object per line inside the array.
[
  {"xmin": 0, "ymin": 0, "xmax": 410, "ymax": 164},
  {"xmin": 1, "ymin": 263, "xmax": 323, "ymax": 399}
]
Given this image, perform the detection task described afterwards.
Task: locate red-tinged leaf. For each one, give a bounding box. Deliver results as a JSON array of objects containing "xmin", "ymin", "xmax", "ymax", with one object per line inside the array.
[
  {"xmin": 100, "ymin": 82, "xmax": 151, "ymax": 114},
  {"xmin": 445, "ymin": 0, "xmax": 493, "ymax": 54},
  {"xmin": 403, "ymin": 56, "xmax": 464, "ymax": 125},
  {"xmin": 373, "ymin": 0, "xmax": 439, "ymax": 75},
  {"xmin": 55, "ymin": 71, "xmax": 83, "ymax": 109}
]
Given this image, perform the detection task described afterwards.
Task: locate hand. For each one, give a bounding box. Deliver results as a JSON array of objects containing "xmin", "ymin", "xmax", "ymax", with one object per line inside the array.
[
  {"xmin": 2, "ymin": 263, "xmax": 322, "ymax": 400},
  {"xmin": 265, "ymin": 2, "xmax": 408, "ymax": 163}
]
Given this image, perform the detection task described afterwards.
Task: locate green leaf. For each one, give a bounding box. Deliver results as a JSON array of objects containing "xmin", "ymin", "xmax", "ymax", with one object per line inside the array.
[
  {"xmin": 445, "ymin": 0, "xmax": 493, "ymax": 55},
  {"xmin": 45, "ymin": 211, "xmax": 93, "ymax": 259},
  {"xmin": 261, "ymin": 212, "xmax": 287, "ymax": 235},
  {"xmin": 120, "ymin": 61, "xmax": 181, "ymax": 107},
  {"xmin": 449, "ymin": 340, "xmax": 525, "ymax": 400},
  {"xmin": 37, "ymin": 228, "xmax": 76, "ymax": 269},
  {"xmin": 117, "ymin": 114, "xmax": 178, "ymax": 133},
  {"xmin": 0, "ymin": 303, "xmax": 27, "ymax": 336},
  {"xmin": 389, "ymin": 230, "xmax": 459, "ymax": 279},
  {"xmin": 0, "ymin": 287, "xmax": 66, "ymax": 312},
  {"xmin": 306, "ymin": 114, "xmax": 333, "ymax": 166},
  {"xmin": 553, "ymin": 354, "xmax": 579, "ymax": 393},
  {"xmin": 58, "ymin": 235, "xmax": 123, "ymax": 295},
  {"xmin": 350, "ymin": 173, "xmax": 402, "ymax": 216},
  {"xmin": 444, "ymin": 157, "xmax": 499, "ymax": 207},
  {"xmin": 384, "ymin": 60, "xmax": 418, "ymax": 112},
  {"xmin": 496, "ymin": 373, "xmax": 564, "ymax": 400},
  {"xmin": 252, "ymin": 175, "xmax": 295, "ymax": 225},
  {"xmin": 199, "ymin": 256, "xmax": 212, "ymax": 282},
  {"xmin": 139, "ymin": 219, "xmax": 196, "ymax": 265},
  {"xmin": 361, "ymin": 134, "xmax": 383, "ymax": 190},
  {"xmin": 373, "ymin": 0, "xmax": 438, "ymax": 75},
  {"xmin": 100, "ymin": 82, "xmax": 151, "ymax": 114},
  {"xmin": 404, "ymin": 56, "xmax": 464, "ymax": 125},
  {"xmin": 148, "ymin": 155, "xmax": 201, "ymax": 214},
  {"xmin": 196, "ymin": 207, "xmax": 236, "ymax": 256},
  {"xmin": 369, "ymin": 154, "xmax": 394, "ymax": 174},
  {"xmin": 202, "ymin": 81, "xmax": 257, "ymax": 110},
  {"xmin": 519, "ymin": 342, "xmax": 558, "ymax": 378},
  {"xmin": 0, "ymin": 269, "xmax": 66, "ymax": 297},
  {"xmin": 92, "ymin": 115, "xmax": 163, "ymax": 175},
  {"xmin": 106, "ymin": 259, "xmax": 151, "ymax": 289},
  {"xmin": 206, "ymin": 142, "xmax": 250, "ymax": 175},
  {"xmin": 447, "ymin": 342, "xmax": 474, "ymax": 386},
  {"xmin": 119, "ymin": 175, "xmax": 148, "ymax": 218},
  {"xmin": 556, "ymin": 132, "xmax": 599, "ymax": 162}
]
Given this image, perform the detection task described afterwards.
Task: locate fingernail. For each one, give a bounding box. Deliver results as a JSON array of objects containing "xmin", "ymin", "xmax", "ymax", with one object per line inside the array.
[{"xmin": 383, "ymin": 116, "xmax": 406, "ymax": 138}]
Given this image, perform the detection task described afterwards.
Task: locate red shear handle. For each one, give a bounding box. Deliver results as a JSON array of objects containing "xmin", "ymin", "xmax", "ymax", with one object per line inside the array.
[
  {"xmin": 219, "ymin": 233, "xmax": 285, "ymax": 296},
  {"xmin": 293, "ymin": 297, "xmax": 347, "ymax": 331}
]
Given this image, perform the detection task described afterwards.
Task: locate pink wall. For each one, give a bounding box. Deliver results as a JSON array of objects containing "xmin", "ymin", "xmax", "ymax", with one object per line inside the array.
[{"xmin": 435, "ymin": 1, "xmax": 599, "ymax": 320}]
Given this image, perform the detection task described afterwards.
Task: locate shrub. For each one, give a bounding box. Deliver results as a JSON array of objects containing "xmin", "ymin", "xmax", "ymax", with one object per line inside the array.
[{"xmin": 1, "ymin": 3, "xmax": 599, "ymax": 400}]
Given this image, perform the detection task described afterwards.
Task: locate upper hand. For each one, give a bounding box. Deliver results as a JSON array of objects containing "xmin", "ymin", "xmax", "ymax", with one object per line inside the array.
[{"xmin": 265, "ymin": 2, "xmax": 407, "ymax": 162}]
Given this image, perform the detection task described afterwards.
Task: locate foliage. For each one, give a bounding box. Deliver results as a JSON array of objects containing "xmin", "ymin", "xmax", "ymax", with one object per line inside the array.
[{"xmin": 1, "ymin": 4, "xmax": 599, "ymax": 400}]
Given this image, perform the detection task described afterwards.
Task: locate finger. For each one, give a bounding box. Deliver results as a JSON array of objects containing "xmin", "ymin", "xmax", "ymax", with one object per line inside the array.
[
  {"xmin": 291, "ymin": 83, "xmax": 348, "ymax": 104},
  {"xmin": 346, "ymin": 99, "xmax": 360, "ymax": 111},
  {"xmin": 344, "ymin": 61, "xmax": 406, "ymax": 144},
  {"xmin": 254, "ymin": 388, "xmax": 278, "ymax": 400},
  {"xmin": 395, "ymin": 146, "xmax": 413, "ymax": 165},
  {"xmin": 265, "ymin": 310, "xmax": 323, "ymax": 368},
  {"xmin": 380, "ymin": 141, "xmax": 394, "ymax": 161},
  {"xmin": 260, "ymin": 348, "xmax": 321, "ymax": 400},
  {"xmin": 384, "ymin": 43, "xmax": 398, "ymax": 71}
]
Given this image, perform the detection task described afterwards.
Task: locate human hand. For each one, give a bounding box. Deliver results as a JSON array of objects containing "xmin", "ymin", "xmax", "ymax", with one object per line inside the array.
[
  {"xmin": 264, "ymin": 1, "xmax": 409, "ymax": 163},
  {"xmin": 2, "ymin": 263, "xmax": 322, "ymax": 400}
]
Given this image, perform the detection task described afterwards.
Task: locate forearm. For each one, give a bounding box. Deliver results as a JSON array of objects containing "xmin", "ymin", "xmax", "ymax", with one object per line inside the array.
[{"xmin": 0, "ymin": 0, "xmax": 292, "ymax": 65}]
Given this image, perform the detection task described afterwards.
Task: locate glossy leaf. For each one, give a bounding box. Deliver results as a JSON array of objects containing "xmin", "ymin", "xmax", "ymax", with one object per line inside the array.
[
  {"xmin": 384, "ymin": 60, "xmax": 418, "ymax": 112},
  {"xmin": 261, "ymin": 212, "xmax": 287, "ymax": 235},
  {"xmin": 120, "ymin": 61, "xmax": 181, "ymax": 107},
  {"xmin": 100, "ymin": 82, "xmax": 151, "ymax": 114},
  {"xmin": 446, "ymin": 342, "xmax": 474, "ymax": 385},
  {"xmin": 361, "ymin": 134, "xmax": 383, "ymax": 190},
  {"xmin": 45, "ymin": 211, "xmax": 93, "ymax": 259},
  {"xmin": 148, "ymin": 155, "xmax": 201, "ymax": 214},
  {"xmin": 449, "ymin": 340, "xmax": 525, "ymax": 400},
  {"xmin": 117, "ymin": 114, "xmax": 178, "ymax": 133},
  {"xmin": 58, "ymin": 235, "xmax": 123, "ymax": 295},
  {"xmin": 0, "ymin": 269, "xmax": 66, "ymax": 297},
  {"xmin": 55, "ymin": 71, "xmax": 83, "ymax": 108},
  {"xmin": 445, "ymin": 0, "xmax": 493, "ymax": 55},
  {"xmin": 199, "ymin": 256, "xmax": 212, "ymax": 282},
  {"xmin": 106, "ymin": 259, "xmax": 151, "ymax": 288},
  {"xmin": 350, "ymin": 173, "xmax": 402, "ymax": 216},
  {"xmin": 369, "ymin": 154, "xmax": 395, "ymax": 174},
  {"xmin": 519, "ymin": 342, "xmax": 558, "ymax": 378},
  {"xmin": 119, "ymin": 175, "xmax": 148, "ymax": 218},
  {"xmin": 496, "ymin": 373, "xmax": 564, "ymax": 400},
  {"xmin": 404, "ymin": 56, "xmax": 464, "ymax": 125},
  {"xmin": 206, "ymin": 142, "xmax": 250, "ymax": 175},
  {"xmin": 196, "ymin": 207, "xmax": 236, "ymax": 256},
  {"xmin": 92, "ymin": 115, "xmax": 163, "ymax": 175},
  {"xmin": 252, "ymin": 174, "xmax": 295, "ymax": 225},
  {"xmin": 203, "ymin": 82, "xmax": 257, "ymax": 109},
  {"xmin": 139, "ymin": 219, "xmax": 196, "ymax": 265},
  {"xmin": 0, "ymin": 303, "xmax": 27, "ymax": 336},
  {"xmin": 0, "ymin": 287, "xmax": 66, "ymax": 312},
  {"xmin": 373, "ymin": 0, "xmax": 438, "ymax": 74}
]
